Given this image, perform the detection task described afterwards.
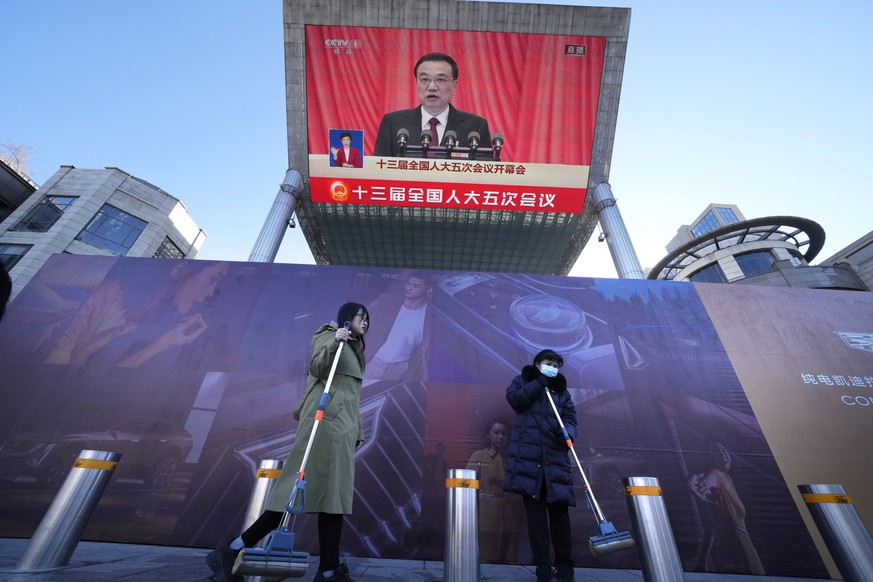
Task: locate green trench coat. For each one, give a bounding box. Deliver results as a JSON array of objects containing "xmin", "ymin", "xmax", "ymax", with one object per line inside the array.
[{"xmin": 266, "ymin": 322, "xmax": 365, "ymax": 515}]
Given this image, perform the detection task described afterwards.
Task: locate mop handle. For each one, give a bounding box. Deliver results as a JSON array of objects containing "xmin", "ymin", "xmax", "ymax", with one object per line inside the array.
[
  {"xmin": 295, "ymin": 321, "xmax": 351, "ymax": 481},
  {"xmin": 543, "ymin": 386, "xmax": 609, "ymax": 523}
]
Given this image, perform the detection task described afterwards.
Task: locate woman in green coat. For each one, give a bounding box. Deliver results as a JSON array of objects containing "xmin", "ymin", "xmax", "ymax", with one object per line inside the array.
[{"xmin": 207, "ymin": 302, "xmax": 369, "ymax": 582}]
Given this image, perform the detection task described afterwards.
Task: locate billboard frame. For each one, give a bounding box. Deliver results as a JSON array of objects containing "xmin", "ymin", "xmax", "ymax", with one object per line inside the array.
[{"xmin": 284, "ymin": 0, "xmax": 630, "ymax": 273}]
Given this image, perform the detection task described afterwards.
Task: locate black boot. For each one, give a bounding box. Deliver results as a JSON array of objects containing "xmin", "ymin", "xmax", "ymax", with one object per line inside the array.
[
  {"xmin": 535, "ymin": 564, "xmax": 554, "ymax": 582},
  {"xmin": 555, "ymin": 564, "xmax": 576, "ymax": 582},
  {"xmin": 205, "ymin": 543, "xmax": 244, "ymax": 582},
  {"xmin": 314, "ymin": 561, "xmax": 354, "ymax": 581}
]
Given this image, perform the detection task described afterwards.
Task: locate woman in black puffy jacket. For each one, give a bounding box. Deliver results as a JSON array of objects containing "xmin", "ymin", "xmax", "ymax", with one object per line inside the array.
[{"xmin": 504, "ymin": 349, "xmax": 577, "ymax": 582}]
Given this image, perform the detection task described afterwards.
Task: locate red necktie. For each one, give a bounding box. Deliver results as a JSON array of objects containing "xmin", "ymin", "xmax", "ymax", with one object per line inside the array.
[{"xmin": 428, "ymin": 117, "xmax": 440, "ymax": 145}]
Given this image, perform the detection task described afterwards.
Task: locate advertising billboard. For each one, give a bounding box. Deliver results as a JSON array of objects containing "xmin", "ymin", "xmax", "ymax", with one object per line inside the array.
[
  {"xmin": 4, "ymin": 255, "xmax": 873, "ymax": 578},
  {"xmin": 305, "ymin": 25, "xmax": 605, "ymax": 214}
]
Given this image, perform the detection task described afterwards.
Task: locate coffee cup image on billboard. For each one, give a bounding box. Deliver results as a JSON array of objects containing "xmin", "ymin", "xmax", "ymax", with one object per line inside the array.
[
  {"xmin": 330, "ymin": 131, "xmax": 363, "ymax": 168},
  {"xmin": 373, "ymin": 52, "xmax": 499, "ymax": 158}
]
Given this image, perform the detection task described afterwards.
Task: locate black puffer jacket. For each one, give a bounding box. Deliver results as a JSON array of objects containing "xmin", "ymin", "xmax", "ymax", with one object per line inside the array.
[{"xmin": 504, "ymin": 365, "xmax": 577, "ymax": 506}]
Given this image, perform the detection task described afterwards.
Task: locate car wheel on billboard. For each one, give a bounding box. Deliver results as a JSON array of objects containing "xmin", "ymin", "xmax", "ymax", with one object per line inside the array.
[
  {"xmin": 598, "ymin": 466, "xmax": 625, "ymax": 501},
  {"xmin": 148, "ymin": 453, "xmax": 179, "ymax": 489},
  {"xmin": 41, "ymin": 449, "xmax": 78, "ymax": 489}
]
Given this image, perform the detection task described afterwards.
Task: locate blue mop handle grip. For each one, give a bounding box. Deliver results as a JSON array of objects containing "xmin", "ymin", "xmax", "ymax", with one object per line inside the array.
[{"xmin": 287, "ymin": 477, "xmax": 306, "ymax": 513}]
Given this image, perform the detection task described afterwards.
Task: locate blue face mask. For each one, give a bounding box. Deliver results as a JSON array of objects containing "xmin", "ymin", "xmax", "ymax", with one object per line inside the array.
[{"xmin": 540, "ymin": 363, "xmax": 559, "ymax": 378}]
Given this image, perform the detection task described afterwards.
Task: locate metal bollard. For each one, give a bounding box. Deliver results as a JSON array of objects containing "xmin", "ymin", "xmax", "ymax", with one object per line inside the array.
[
  {"xmin": 623, "ymin": 476, "xmax": 684, "ymax": 582},
  {"xmin": 799, "ymin": 484, "xmax": 873, "ymax": 582},
  {"xmin": 444, "ymin": 468, "xmax": 479, "ymax": 582},
  {"xmin": 238, "ymin": 460, "xmax": 285, "ymax": 582},
  {"xmin": 242, "ymin": 460, "xmax": 285, "ymax": 548},
  {"xmin": 15, "ymin": 449, "xmax": 121, "ymax": 571}
]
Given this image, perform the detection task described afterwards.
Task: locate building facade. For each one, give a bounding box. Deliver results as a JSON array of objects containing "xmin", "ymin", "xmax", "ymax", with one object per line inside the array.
[
  {"xmin": 0, "ymin": 166, "xmax": 206, "ymax": 298},
  {"xmin": 649, "ymin": 204, "xmax": 868, "ymax": 291},
  {"xmin": 819, "ymin": 230, "xmax": 873, "ymax": 291},
  {"xmin": 0, "ymin": 154, "xmax": 37, "ymax": 224},
  {"xmin": 665, "ymin": 203, "xmax": 745, "ymax": 253}
]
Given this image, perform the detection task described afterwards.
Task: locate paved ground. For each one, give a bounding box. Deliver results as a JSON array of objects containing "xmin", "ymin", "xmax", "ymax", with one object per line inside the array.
[{"xmin": 0, "ymin": 538, "xmax": 832, "ymax": 581}]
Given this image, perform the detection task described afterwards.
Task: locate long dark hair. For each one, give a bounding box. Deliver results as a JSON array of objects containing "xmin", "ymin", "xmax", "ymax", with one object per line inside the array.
[{"xmin": 336, "ymin": 302, "xmax": 369, "ymax": 349}]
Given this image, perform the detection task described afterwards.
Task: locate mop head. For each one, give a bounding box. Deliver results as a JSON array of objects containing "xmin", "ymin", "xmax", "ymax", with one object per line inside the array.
[
  {"xmin": 588, "ymin": 520, "xmax": 635, "ymax": 556},
  {"xmin": 232, "ymin": 529, "xmax": 310, "ymax": 577},
  {"xmin": 233, "ymin": 548, "xmax": 309, "ymax": 577}
]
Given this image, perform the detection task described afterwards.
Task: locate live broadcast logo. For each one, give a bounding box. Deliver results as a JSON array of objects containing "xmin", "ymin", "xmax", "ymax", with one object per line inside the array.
[{"xmin": 565, "ymin": 44, "xmax": 587, "ymax": 56}]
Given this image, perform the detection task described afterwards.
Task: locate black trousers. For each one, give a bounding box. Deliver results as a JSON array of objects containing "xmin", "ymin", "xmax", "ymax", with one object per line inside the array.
[
  {"xmin": 522, "ymin": 482, "xmax": 573, "ymax": 567},
  {"xmin": 240, "ymin": 510, "xmax": 345, "ymax": 572}
]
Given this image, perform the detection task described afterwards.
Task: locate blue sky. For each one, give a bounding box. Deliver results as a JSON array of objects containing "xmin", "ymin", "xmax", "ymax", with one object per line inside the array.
[{"xmin": 3, "ymin": 0, "xmax": 871, "ymax": 277}]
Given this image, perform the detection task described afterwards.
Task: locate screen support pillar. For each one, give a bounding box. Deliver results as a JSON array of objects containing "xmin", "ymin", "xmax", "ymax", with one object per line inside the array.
[
  {"xmin": 248, "ymin": 169, "xmax": 302, "ymax": 263},
  {"xmin": 593, "ymin": 182, "xmax": 645, "ymax": 279}
]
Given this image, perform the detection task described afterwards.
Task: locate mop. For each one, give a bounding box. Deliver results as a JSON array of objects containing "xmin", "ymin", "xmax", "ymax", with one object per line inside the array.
[
  {"xmin": 544, "ymin": 387, "xmax": 635, "ymax": 556},
  {"xmin": 233, "ymin": 323, "xmax": 351, "ymax": 577}
]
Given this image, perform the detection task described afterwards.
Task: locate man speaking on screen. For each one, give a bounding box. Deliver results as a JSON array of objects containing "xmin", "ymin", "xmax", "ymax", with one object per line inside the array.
[{"xmin": 374, "ymin": 52, "xmax": 492, "ymax": 157}]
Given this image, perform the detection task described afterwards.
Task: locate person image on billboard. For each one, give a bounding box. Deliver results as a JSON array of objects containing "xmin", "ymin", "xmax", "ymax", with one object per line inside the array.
[
  {"xmin": 43, "ymin": 261, "xmax": 231, "ymax": 368},
  {"xmin": 688, "ymin": 442, "xmax": 766, "ymax": 575},
  {"xmin": 374, "ymin": 52, "xmax": 491, "ymax": 156},
  {"xmin": 330, "ymin": 130, "xmax": 363, "ymax": 168},
  {"xmin": 466, "ymin": 417, "xmax": 518, "ymax": 564},
  {"xmin": 363, "ymin": 271, "xmax": 432, "ymax": 386}
]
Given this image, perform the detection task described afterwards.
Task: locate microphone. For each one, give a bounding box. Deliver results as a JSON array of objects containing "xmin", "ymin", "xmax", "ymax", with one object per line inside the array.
[
  {"xmin": 420, "ymin": 128, "xmax": 433, "ymax": 149},
  {"xmin": 491, "ymin": 132, "xmax": 504, "ymax": 161},
  {"xmin": 444, "ymin": 130, "xmax": 457, "ymax": 153},
  {"xmin": 467, "ymin": 131, "xmax": 480, "ymax": 152},
  {"xmin": 396, "ymin": 128, "xmax": 409, "ymax": 154}
]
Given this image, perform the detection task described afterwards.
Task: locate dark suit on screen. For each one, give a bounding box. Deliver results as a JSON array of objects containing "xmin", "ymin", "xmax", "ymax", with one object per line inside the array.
[{"xmin": 373, "ymin": 104, "xmax": 491, "ymax": 157}]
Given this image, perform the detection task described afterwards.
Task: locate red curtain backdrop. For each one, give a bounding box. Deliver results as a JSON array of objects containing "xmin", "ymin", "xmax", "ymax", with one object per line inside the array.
[{"xmin": 305, "ymin": 25, "xmax": 605, "ymax": 165}]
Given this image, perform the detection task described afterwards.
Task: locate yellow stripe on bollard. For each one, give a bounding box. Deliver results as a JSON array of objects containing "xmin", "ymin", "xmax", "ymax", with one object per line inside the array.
[
  {"xmin": 73, "ymin": 458, "xmax": 118, "ymax": 471},
  {"xmin": 445, "ymin": 478, "xmax": 479, "ymax": 489},
  {"xmin": 802, "ymin": 493, "xmax": 852, "ymax": 504},
  {"xmin": 625, "ymin": 485, "xmax": 662, "ymax": 496},
  {"xmin": 256, "ymin": 468, "xmax": 282, "ymax": 479}
]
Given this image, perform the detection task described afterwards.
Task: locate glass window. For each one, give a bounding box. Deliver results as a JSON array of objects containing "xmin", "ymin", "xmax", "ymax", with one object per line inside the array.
[
  {"xmin": 715, "ymin": 206, "xmax": 739, "ymax": 225},
  {"xmin": 691, "ymin": 210, "xmax": 718, "ymax": 238},
  {"xmin": 689, "ymin": 263, "xmax": 728, "ymax": 283},
  {"xmin": 691, "ymin": 207, "xmax": 741, "ymax": 239},
  {"xmin": 788, "ymin": 251, "xmax": 805, "ymax": 267},
  {"xmin": 736, "ymin": 250, "xmax": 776, "ymax": 277},
  {"xmin": 11, "ymin": 196, "xmax": 77, "ymax": 232},
  {"xmin": 75, "ymin": 204, "xmax": 147, "ymax": 256},
  {"xmin": 1, "ymin": 243, "xmax": 32, "ymax": 269},
  {"xmin": 154, "ymin": 236, "xmax": 185, "ymax": 259},
  {"xmin": 848, "ymin": 241, "xmax": 873, "ymax": 265}
]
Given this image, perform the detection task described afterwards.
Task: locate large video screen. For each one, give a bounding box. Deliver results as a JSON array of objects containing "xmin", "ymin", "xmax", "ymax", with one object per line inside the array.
[{"xmin": 305, "ymin": 25, "xmax": 605, "ymax": 214}]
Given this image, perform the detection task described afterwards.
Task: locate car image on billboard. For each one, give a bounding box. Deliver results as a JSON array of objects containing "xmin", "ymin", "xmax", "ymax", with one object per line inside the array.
[{"xmin": 0, "ymin": 419, "xmax": 193, "ymax": 489}]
